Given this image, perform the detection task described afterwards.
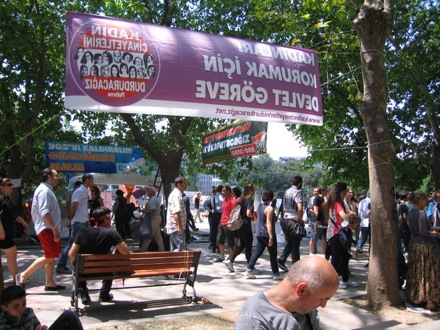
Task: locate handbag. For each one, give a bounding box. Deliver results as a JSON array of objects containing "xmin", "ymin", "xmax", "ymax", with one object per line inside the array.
[
  {"xmin": 140, "ymin": 213, "xmax": 153, "ymax": 240},
  {"xmin": 330, "ymin": 216, "xmax": 353, "ymax": 250},
  {"xmin": 293, "ymin": 221, "xmax": 307, "ymax": 238}
]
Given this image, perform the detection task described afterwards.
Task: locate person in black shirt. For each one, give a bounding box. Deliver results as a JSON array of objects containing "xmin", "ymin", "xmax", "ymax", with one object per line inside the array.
[{"xmin": 68, "ymin": 206, "xmax": 129, "ymax": 304}]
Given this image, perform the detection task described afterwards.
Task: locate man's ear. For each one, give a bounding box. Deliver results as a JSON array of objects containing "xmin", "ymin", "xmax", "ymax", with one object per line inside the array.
[
  {"xmin": 295, "ymin": 282, "xmax": 309, "ymax": 297},
  {"xmin": 1, "ymin": 305, "xmax": 8, "ymax": 311}
]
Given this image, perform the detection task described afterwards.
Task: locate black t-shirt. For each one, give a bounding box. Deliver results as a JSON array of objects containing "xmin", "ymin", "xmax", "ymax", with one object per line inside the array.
[
  {"xmin": 195, "ymin": 197, "xmax": 200, "ymax": 209},
  {"xmin": 240, "ymin": 198, "xmax": 254, "ymax": 224},
  {"xmin": 0, "ymin": 194, "xmax": 18, "ymax": 238},
  {"xmin": 74, "ymin": 226, "xmax": 123, "ymax": 255},
  {"xmin": 313, "ymin": 195, "xmax": 325, "ymax": 224}
]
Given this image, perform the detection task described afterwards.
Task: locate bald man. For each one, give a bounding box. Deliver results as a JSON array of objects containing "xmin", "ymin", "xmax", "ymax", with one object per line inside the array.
[{"xmin": 235, "ymin": 256, "xmax": 339, "ymax": 329}]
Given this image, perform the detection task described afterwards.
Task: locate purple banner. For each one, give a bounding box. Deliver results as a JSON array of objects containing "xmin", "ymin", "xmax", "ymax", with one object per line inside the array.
[{"xmin": 65, "ymin": 12, "xmax": 323, "ymax": 125}]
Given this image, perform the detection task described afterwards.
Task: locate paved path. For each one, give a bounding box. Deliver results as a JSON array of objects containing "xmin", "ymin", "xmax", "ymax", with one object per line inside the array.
[{"xmin": 6, "ymin": 222, "xmax": 440, "ymax": 329}]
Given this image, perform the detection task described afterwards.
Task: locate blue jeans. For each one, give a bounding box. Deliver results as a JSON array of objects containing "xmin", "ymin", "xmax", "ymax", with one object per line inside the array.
[
  {"xmin": 49, "ymin": 310, "xmax": 83, "ymax": 330},
  {"xmin": 57, "ymin": 222, "xmax": 89, "ymax": 268},
  {"xmin": 248, "ymin": 236, "xmax": 279, "ymax": 274},
  {"xmin": 356, "ymin": 226, "xmax": 370, "ymax": 251},
  {"xmin": 169, "ymin": 231, "xmax": 186, "ymax": 251}
]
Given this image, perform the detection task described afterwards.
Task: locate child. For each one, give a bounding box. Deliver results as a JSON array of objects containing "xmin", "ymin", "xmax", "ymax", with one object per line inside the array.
[{"xmin": 0, "ymin": 285, "xmax": 83, "ymax": 329}]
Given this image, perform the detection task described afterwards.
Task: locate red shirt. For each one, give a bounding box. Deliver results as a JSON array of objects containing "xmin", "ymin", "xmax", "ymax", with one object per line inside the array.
[
  {"xmin": 221, "ymin": 196, "xmax": 237, "ymax": 226},
  {"xmin": 331, "ymin": 201, "xmax": 344, "ymax": 236}
]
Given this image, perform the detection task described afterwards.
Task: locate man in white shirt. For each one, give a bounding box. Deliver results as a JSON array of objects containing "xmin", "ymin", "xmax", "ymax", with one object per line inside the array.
[
  {"xmin": 56, "ymin": 174, "xmax": 94, "ymax": 274},
  {"xmin": 165, "ymin": 177, "xmax": 187, "ymax": 251},
  {"xmin": 16, "ymin": 168, "xmax": 65, "ymax": 291}
]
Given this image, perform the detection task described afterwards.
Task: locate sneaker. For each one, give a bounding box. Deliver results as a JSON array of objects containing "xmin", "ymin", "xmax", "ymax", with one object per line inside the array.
[
  {"xmin": 343, "ymin": 281, "xmax": 358, "ymax": 288},
  {"xmin": 277, "ymin": 261, "xmax": 289, "ymax": 272},
  {"xmin": 273, "ymin": 273, "xmax": 281, "ymax": 280},
  {"xmin": 214, "ymin": 256, "xmax": 225, "ymax": 262},
  {"xmin": 99, "ymin": 293, "xmax": 114, "ymax": 302},
  {"xmin": 339, "ymin": 282, "xmax": 348, "ymax": 289},
  {"xmin": 253, "ymin": 267, "xmax": 262, "ymax": 275},
  {"xmin": 56, "ymin": 266, "xmax": 71, "ymax": 274},
  {"xmin": 224, "ymin": 259, "xmax": 235, "ymax": 273},
  {"xmin": 245, "ymin": 270, "xmax": 256, "ymax": 279},
  {"xmin": 15, "ymin": 273, "xmax": 25, "ymax": 289},
  {"xmin": 352, "ymin": 250, "xmax": 358, "ymax": 260}
]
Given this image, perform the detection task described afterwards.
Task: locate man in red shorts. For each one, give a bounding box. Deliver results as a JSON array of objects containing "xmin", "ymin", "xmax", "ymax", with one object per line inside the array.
[{"xmin": 16, "ymin": 168, "xmax": 66, "ymax": 291}]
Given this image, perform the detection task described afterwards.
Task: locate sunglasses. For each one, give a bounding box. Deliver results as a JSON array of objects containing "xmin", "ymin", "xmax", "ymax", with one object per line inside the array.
[{"xmin": 3, "ymin": 183, "xmax": 13, "ymax": 187}]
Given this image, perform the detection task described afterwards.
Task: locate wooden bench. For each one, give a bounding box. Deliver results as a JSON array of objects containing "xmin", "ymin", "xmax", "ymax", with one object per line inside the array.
[{"xmin": 71, "ymin": 250, "xmax": 201, "ymax": 313}]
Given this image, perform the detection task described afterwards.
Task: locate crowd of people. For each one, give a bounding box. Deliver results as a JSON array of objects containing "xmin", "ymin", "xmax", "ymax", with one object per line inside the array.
[{"xmin": 2, "ymin": 167, "xmax": 440, "ymax": 327}]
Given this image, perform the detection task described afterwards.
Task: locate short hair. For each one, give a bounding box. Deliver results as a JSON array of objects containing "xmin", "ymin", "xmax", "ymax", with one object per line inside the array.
[
  {"xmin": 74, "ymin": 181, "xmax": 82, "ymax": 189},
  {"xmin": 174, "ymin": 177, "xmax": 186, "ymax": 187},
  {"xmin": 223, "ymin": 185, "xmax": 232, "ymax": 193},
  {"xmin": 261, "ymin": 188, "xmax": 274, "ymax": 202},
  {"xmin": 398, "ymin": 191, "xmax": 407, "ymax": 200},
  {"xmin": 216, "ymin": 185, "xmax": 224, "ymax": 193},
  {"xmin": 286, "ymin": 259, "xmax": 326, "ymax": 293},
  {"xmin": 41, "ymin": 168, "xmax": 54, "ymax": 182},
  {"xmin": 90, "ymin": 206, "xmax": 112, "ymax": 226},
  {"xmin": 232, "ymin": 186, "xmax": 242, "ymax": 198},
  {"xmin": 292, "ymin": 176, "xmax": 302, "ymax": 186},
  {"xmin": 115, "ymin": 189, "xmax": 124, "ymax": 196},
  {"xmin": 1, "ymin": 178, "xmax": 11, "ymax": 186},
  {"xmin": 1, "ymin": 285, "xmax": 26, "ymax": 306},
  {"xmin": 82, "ymin": 173, "xmax": 93, "ymax": 183}
]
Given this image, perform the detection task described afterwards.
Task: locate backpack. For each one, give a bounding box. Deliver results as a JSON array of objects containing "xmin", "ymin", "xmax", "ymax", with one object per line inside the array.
[{"xmin": 227, "ymin": 204, "xmax": 244, "ymax": 231}]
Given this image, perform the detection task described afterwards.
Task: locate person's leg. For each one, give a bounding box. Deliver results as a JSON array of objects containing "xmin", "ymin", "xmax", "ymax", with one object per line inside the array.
[
  {"xmin": 99, "ymin": 279, "xmax": 113, "ymax": 301},
  {"xmin": 2, "ymin": 246, "xmax": 18, "ymax": 279},
  {"xmin": 151, "ymin": 218, "xmax": 164, "ymax": 251},
  {"xmin": 341, "ymin": 247, "xmax": 350, "ymax": 282},
  {"xmin": 57, "ymin": 222, "xmax": 84, "ymax": 269},
  {"xmin": 243, "ymin": 223, "xmax": 254, "ymax": 263},
  {"xmin": 290, "ymin": 234, "xmax": 302, "ymax": 264},
  {"xmin": 268, "ymin": 236, "xmax": 279, "ymax": 275},
  {"xmin": 329, "ymin": 235, "xmax": 342, "ymax": 276},
  {"xmin": 224, "ymin": 226, "xmax": 236, "ymax": 258},
  {"xmin": 356, "ymin": 227, "xmax": 368, "ymax": 251},
  {"xmin": 44, "ymin": 258, "xmax": 58, "ymax": 287},
  {"xmin": 20, "ymin": 257, "xmax": 53, "ymax": 283},
  {"xmin": 278, "ymin": 236, "xmax": 292, "ymax": 263},
  {"xmin": 309, "ymin": 221, "xmax": 317, "ymax": 254},
  {"xmin": 49, "ymin": 310, "xmax": 84, "ymax": 330},
  {"xmin": 247, "ymin": 237, "xmax": 266, "ymax": 271}
]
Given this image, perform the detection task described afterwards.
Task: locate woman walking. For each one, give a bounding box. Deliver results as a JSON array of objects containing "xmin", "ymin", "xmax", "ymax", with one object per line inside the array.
[
  {"xmin": 245, "ymin": 188, "xmax": 280, "ymax": 280},
  {"xmin": 0, "ymin": 178, "xmax": 29, "ymax": 283}
]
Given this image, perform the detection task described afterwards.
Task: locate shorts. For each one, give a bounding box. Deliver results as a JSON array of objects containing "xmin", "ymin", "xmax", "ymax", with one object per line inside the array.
[
  {"xmin": 217, "ymin": 224, "xmax": 235, "ymax": 249},
  {"xmin": 0, "ymin": 236, "xmax": 16, "ymax": 249},
  {"xmin": 38, "ymin": 228, "xmax": 62, "ymax": 258},
  {"xmin": 312, "ymin": 226, "xmax": 327, "ymax": 242}
]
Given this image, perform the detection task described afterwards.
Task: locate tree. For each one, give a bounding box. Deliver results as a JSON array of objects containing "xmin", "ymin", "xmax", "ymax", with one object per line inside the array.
[{"xmin": 353, "ymin": 0, "xmax": 400, "ymax": 305}]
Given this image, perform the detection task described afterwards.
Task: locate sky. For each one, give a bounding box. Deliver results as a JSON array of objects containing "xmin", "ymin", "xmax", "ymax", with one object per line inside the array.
[{"xmin": 266, "ymin": 122, "xmax": 308, "ymax": 160}]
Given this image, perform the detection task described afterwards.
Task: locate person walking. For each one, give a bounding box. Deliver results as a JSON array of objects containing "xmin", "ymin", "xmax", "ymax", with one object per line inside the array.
[
  {"xmin": 0, "ymin": 178, "xmax": 29, "ymax": 283},
  {"xmin": 56, "ymin": 174, "xmax": 94, "ymax": 274},
  {"xmin": 245, "ymin": 188, "xmax": 280, "ymax": 280},
  {"xmin": 16, "ymin": 168, "xmax": 65, "ymax": 291},
  {"xmin": 139, "ymin": 186, "xmax": 164, "ymax": 252},
  {"xmin": 113, "ymin": 189, "xmax": 128, "ymax": 239},
  {"xmin": 277, "ymin": 176, "xmax": 304, "ymax": 271},
  {"xmin": 194, "ymin": 192, "xmax": 203, "ymax": 223},
  {"xmin": 165, "ymin": 177, "xmax": 187, "ymax": 251}
]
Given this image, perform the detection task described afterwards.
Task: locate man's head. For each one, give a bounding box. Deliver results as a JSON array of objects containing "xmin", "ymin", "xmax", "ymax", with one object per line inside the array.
[
  {"xmin": 216, "ymin": 185, "xmax": 224, "ymax": 194},
  {"xmin": 42, "ymin": 168, "xmax": 59, "ymax": 187},
  {"xmin": 312, "ymin": 187, "xmax": 318, "ymax": 196},
  {"xmin": 222, "ymin": 185, "xmax": 232, "ymax": 198},
  {"xmin": 90, "ymin": 206, "xmax": 112, "ymax": 228},
  {"xmin": 282, "ymin": 256, "xmax": 339, "ymax": 314},
  {"xmin": 145, "ymin": 186, "xmax": 157, "ymax": 197},
  {"xmin": 1, "ymin": 285, "xmax": 27, "ymax": 320},
  {"xmin": 82, "ymin": 173, "xmax": 94, "ymax": 188},
  {"xmin": 292, "ymin": 176, "xmax": 303, "ymax": 189},
  {"xmin": 174, "ymin": 177, "xmax": 187, "ymax": 192}
]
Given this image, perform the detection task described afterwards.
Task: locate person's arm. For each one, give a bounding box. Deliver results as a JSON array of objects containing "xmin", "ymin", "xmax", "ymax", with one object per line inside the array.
[
  {"xmin": 68, "ymin": 242, "xmax": 80, "ymax": 265},
  {"xmin": 69, "ymin": 201, "xmax": 79, "ymax": 219},
  {"xmin": 265, "ymin": 205, "xmax": 275, "ymax": 246},
  {"xmin": 173, "ymin": 212, "xmax": 183, "ymax": 234},
  {"xmin": 115, "ymin": 241, "xmax": 129, "ymax": 255},
  {"xmin": 15, "ymin": 215, "xmax": 30, "ymax": 231},
  {"xmin": 297, "ymin": 202, "xmax": 304, "ymax": 225},
  {"xmin": 98, "ymin": 196, "xmax": 104, "ymax": 206},
  {"xmin": 43, "ymin": 213, "xmax": 60, "ymax": 242}
]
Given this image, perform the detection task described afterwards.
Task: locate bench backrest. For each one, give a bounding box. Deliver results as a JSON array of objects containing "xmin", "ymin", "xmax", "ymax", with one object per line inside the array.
[{"xmin": 76, "ymin": 250, "xmax": 201, "ymax": 276}]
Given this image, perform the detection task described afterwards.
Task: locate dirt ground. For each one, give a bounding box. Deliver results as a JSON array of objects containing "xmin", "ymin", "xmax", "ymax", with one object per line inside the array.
[{"xmin": 341, "ymin": 295, "xmax": 440, "ymax": 326}]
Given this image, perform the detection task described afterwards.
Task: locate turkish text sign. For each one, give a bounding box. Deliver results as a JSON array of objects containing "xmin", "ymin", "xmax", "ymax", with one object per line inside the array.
[
  {"xmin": 65, "ymin": 12, "xmax": 323, "ymax": 125},
  {"xmin": 202, "ymin": 121, "xmax": 268, "ymax": 164},
  {"xmin": 45, "ymin": 141, "xmax": 145, "ymax": 173}
]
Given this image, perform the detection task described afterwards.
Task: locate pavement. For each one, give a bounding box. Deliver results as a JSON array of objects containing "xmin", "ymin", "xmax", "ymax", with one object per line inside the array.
[{"xmin": 6, "ymin": 220, "xmax": 440, "ymax": 329}]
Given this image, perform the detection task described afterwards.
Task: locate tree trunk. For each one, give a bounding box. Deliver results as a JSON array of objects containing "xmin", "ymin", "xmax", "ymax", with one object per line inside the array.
[{"xmin": 353, "ymin": 1, "xmax": 401, "ymax": 306}]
